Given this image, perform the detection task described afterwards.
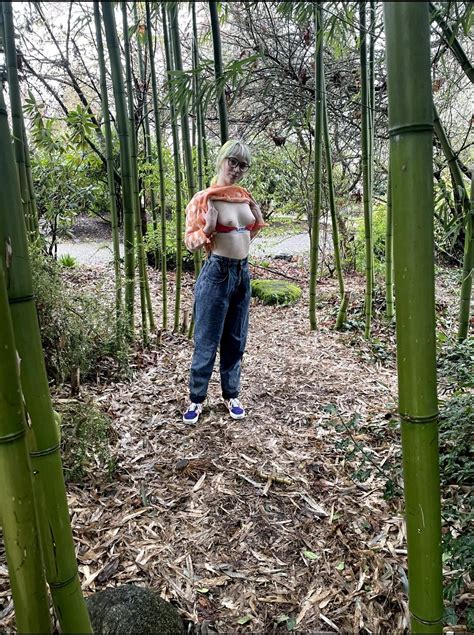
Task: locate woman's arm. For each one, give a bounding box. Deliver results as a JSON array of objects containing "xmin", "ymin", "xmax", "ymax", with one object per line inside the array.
[{"xmin": 184, "ymin": 195, "xmax": 216, "ymax": 252}]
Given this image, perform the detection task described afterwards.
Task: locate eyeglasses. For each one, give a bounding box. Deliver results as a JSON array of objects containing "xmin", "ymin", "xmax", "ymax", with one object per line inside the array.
[{"xmin": 227, "ymin": 156, "xmax": 250, "ymax": 172}]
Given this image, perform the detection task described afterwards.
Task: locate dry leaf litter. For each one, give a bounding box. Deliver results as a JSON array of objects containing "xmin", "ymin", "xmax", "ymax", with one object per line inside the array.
[{"xmin": 0, "ymin": 258, "xmax": 464, "ymax": 633}]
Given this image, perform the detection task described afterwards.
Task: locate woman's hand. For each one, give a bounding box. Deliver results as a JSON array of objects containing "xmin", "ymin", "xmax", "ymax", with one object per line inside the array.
[
  {"xmin": 204, "ymin": 200, "xmax": 218, "ymax": 236},
  {"xmin": 249, "ymin": 195, "xmax": 264, "ymax": 225}
]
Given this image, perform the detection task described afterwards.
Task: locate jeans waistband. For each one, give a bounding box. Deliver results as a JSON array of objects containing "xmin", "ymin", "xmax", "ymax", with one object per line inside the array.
[{"xmin": 209, "ymin": 253, "xmax": 248, "ymax": 266}]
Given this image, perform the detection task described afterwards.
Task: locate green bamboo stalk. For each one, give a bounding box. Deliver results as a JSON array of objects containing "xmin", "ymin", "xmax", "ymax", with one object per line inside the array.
[
  {"xmin": 168, "ymin": 1, "xmax": 201, "ymax": 286},
  {"xmin": 192, "ymin": 2, "xmax": 205, "ymax": 193},
  {"xmin": 135, "ymin": 3, "xmax": 159, "ymax": 277},
  {"xmin": 2, "ymin": 1, "xmax": 37, "ymax": 239},
  {"xmin": 145, "ymin": 0, "xmax": 168, "ymax": 330},
  {"xmin": 309, "ymin": 1, "xmax": 324, "ymax": 331},
  {"xmin": 122, "ymin": 1, "xmax": 148, "ymax": 345},
  {"xmin": 0, "ymin": 262, "xmax": 51, "ymax": 633},
  {"xmin": 457, "ymin": 170, "xmax": 473, "ymax": 341},
  {"xmin": 162, "ymin": 3, "xmax": 183, "ymax": 332},
  {"xmin": 22, "ymin": 116, "xmax": 39, "ymax": 238},
  {"xmin": 368, "ymin": 0, "xmax": 375, "ymax": 201},
  {"xmin": 429, "ymin": 1, "xmax": 474, "ymax": 84},
  {"xmin": 93, "ymin": 1, "xmax": 123, "ymax": 326},
  {"xmin": 432, "ymin": 106, "xmax": 472, "ymax": 339},
  {"xmin": 0, "ymin": 78, "xmax": 92, "ymax": 635},
  {"xmin": 385, "ymin": 156, "xmax": 394, "ymax": 320},
  {"xmin": 209, "ymin": 1, "xmax": 229, "ymax": 144},
  {"xmin": 384, "ymin": 3, "xmax": 443, "ymax": 632},
  {"xmin": 322, "ymin": 80, "xmax": 348, "ymax": 329},
  {"xmin": 102, "ymin": 0, "xmax": 135, "ymax": 337},
  {"xmin": 133, "ymin": 3, "xmax": 156, "ymax": 334},
  {"xmin": 322, "ymin": 82, "xmax": 344, "ymax": 300},
  {"xmin": 359, "ymin": 1, "xmax": 373, "ymax": 338}
]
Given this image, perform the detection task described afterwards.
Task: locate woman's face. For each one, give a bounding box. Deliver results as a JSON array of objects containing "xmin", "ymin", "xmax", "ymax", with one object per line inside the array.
[{"xmin": 217, "ymin": 151, "xmax": 250, "ymax": 186}]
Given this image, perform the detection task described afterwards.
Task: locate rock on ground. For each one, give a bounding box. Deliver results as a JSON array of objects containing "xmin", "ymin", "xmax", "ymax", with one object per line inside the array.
[{"xmin": 86, "ymin": 584, "xmax": 185, "ymax": 635}]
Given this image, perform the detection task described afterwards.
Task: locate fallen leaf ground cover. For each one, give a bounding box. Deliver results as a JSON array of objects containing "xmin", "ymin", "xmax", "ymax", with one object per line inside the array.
[{"xmin": 0, "ymin": 258, "xmax": 469, "ymax": 633}]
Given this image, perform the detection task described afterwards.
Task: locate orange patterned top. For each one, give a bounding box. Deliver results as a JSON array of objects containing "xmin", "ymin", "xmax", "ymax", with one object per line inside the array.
[{"xmin": 184, "ymin": 184, "xmax": 266, "ymax": 253}]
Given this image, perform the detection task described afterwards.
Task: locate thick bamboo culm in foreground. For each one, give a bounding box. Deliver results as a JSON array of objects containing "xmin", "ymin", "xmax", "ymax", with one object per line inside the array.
[
  {"xmin": 0, "ymin": 263, "xmax": 51, "ymax": 633},
  {"xmin": 0, "ymin": 85, "xmax": 92, "ymax": 634},
  {"xmin": 308, "ymin": 1, "xmax": 323, "ymax": 331},
  {"xmin": 384, "ymin": 2, "xmax": 443, "ymax": 632}
]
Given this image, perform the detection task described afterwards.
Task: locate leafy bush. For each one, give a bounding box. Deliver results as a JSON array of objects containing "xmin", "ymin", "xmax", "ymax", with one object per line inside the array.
[
  {"xmin": 438, "ymin": 393, "xmax": 473, "ymax": 630},
  {"xmin": 437, "ymin": 336, "xmax": 474, "ymax": 392},
  {"xmin": 352, "ymin": 204, "xmax": 387, "ymax": 274},
  {"xmin": 56, "ymin": 397, "xmax": 116, "ymax": 483},
  {"xmin": 30, "ymin": 246, "xmax": 128, "ymax": 383},
  {"xmin": 143, "ymin": 220, "xmax": 195, "ymax": 272}
]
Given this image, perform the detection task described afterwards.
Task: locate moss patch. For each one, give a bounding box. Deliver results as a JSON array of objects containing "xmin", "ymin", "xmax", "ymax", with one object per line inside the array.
[{"xmin": 251, "ymin": 279, "xmax": 302, "ymax": 306}]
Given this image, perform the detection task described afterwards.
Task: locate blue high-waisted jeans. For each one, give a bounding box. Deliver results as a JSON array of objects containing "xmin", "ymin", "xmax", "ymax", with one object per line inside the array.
[{"xmin": 189, "ymin": 253, "xmax": 251, "ymax": 403}]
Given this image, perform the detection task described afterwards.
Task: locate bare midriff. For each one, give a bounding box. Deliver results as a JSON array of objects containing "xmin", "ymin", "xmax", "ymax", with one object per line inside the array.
[{"xmin": 211, "ymin": 200, "xmax": 255, "ymax": 260}]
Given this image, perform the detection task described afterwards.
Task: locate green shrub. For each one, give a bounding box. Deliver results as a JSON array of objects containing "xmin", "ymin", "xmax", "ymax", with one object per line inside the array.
[
  {"xmin": 437, "ymin": 336, "xmax": 474, "ymax": 392},
  {"xmin": 30, "ymin": 246, "xmax": 128, "ymax": 383},
  {"xmin": 439, "ymin": 392, "xmax": 474, "ymax": 630},
  {"xmin": 251, "ymin": 279, "xmax": 302, "ymax": 305},
  {"xmin": 56, "ymin": 398, "xmax": 116, "ymax": 483},
  {"xmin": 352, "ymin": 204, "xmax": 387, "ymax": 274},
  {"xmin": 143, "ymin": 220, "xmax": 195, "ymax": 271}
]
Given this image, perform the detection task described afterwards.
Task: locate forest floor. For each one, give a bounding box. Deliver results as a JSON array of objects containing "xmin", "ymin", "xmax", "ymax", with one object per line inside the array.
[{"xmin": 0, "ymin": 256, "xmax": 466, "ymax": 633}]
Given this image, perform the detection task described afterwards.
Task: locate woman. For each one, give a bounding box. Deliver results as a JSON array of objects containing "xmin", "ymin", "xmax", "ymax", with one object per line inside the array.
[{"xmin": 183, "ymin": 139, "xmax": 265, "ymax": 424}]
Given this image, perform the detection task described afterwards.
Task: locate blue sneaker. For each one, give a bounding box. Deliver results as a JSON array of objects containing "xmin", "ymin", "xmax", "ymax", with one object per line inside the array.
[
  {"xmin": 182, "ymin": 402, "xmax": 203, "ymax": 424},
  {"xmin": 224, "ymin": 398, "xmax": 245, "ymax": 420}
]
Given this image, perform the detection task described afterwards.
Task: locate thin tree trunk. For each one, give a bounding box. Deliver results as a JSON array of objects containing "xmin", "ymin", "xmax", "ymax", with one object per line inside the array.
[
  {"xmin": 102, "ymin": 0, "xmax": 135, "ymax": 337},
  {"xmin": 93, "ymin": 1, "xmax": 123, "ymax": 327},
  {"xmin": 309, "ymin": 1, "xmax": 324, "ymax": 331},
  {"xmin": 384, "ymin": 3, "xmax": 443, "ymax": 632},
  {"xmin": 209, "ymin": 1, "xmax": 229, "ymax": 144},
  {"xmin": 359, "ymin": 2, "xmax": 373, "ymax": 338},
  {"xmin": 0, "ymin": 268, "xmax": 51, "ymax": 634},
  {"xmin": 146, "ymin": 0, "xmax": 168, "ymax": 331},
  {"xmin": 0, "ymin": 80, "xmax": 92, "ymax": 635},
  {"xmin": 162, "ymin": 4, "xmax": 183, "ymax": 332}
]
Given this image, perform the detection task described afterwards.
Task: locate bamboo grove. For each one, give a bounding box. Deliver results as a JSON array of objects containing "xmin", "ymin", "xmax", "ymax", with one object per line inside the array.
[{"xmin": 0, "ymin": 1, "xmax": 472, "ymax": 631}]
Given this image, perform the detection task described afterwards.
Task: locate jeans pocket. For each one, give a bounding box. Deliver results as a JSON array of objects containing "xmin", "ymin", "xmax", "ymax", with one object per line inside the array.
[{"xmin": 205, "ymin": 259, "xmax": 229, "ymax": 284}]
